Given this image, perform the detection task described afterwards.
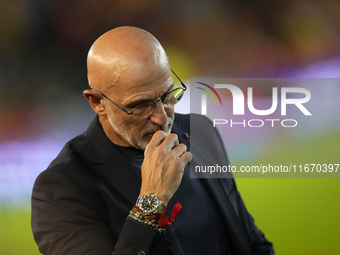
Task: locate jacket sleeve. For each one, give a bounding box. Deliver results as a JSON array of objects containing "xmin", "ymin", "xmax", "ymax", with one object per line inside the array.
[{"xmin": 31, "ymin": 168, "xmax": 172, "ymax": 255}]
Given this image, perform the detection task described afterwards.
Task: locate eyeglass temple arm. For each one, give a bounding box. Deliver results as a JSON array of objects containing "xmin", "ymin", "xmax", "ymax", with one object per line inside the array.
[
  {"xmin": 171, "ymin": 69, "xmax": 187, "ymax": 90},
  {"xmin": 89, "ymin": 87, "xmax": 132, "ymax": 115}
]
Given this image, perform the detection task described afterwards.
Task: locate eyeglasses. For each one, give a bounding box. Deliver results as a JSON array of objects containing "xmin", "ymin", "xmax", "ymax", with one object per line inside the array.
[{"xmin": 91, "ymin": 70, "xmax": 187, "ymax": 120}]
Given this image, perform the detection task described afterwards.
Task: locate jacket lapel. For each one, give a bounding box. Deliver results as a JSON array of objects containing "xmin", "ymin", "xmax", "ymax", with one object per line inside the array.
[
  {"xmin": 86, "ymin": 116, "xmax": 140, "ymax": 205},
  {"xmin": 174, "ymin": 114, "xmax": 251, "ymax": 255}
]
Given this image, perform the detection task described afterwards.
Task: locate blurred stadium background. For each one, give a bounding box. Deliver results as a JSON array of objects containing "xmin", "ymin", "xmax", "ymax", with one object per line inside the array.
[{"xmin": 1, "ymin": 0, "xmax": 340, "ymax": 254}]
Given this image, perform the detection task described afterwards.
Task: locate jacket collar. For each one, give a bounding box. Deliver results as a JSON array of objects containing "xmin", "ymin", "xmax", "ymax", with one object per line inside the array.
[{"xmin": 86, "ymin": 116, "xmax": 141, "ymax": 204}]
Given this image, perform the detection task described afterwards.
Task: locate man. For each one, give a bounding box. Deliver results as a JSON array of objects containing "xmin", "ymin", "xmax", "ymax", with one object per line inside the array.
[{"xmin": 31, "ymin": 26, "xmax": 274, "ymax": 255}]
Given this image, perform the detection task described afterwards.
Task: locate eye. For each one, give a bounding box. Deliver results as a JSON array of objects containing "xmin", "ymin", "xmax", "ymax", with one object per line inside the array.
[
  {"xmin": 126, "ymin": 99, "xmax": 150, "ymax": 110},
  {"xmin": 132, "ymin": 102, "xmax": 154, "ymax": 117}
]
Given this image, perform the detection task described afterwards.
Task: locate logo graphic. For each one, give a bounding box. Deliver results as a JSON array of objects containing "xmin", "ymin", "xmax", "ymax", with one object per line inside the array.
[
  {"xmin": 196, "ymin": 82, "xmax": 222, "ymax": 115},
  {"xmin": 194, "ymin": 81, "xmax": 312, "ymax": 128},
  {"xmin": 196, "ymin": 82, "xmax": 222, "ymax": 106}
]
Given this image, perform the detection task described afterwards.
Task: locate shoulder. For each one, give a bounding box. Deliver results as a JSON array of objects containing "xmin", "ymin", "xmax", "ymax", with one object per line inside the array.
[
  {"xmin": 47, "ymin": 132, "xmax": 90, "ymax": 171},
  {"xmin": 34, "ymin": 130, "xmax": 95, "ymax": 193},
  {"xmin": 32, "ymin": 131, "xmax": 105, "ymax": 222}
]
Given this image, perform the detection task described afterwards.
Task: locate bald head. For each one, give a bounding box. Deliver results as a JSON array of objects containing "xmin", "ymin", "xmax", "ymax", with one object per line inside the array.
[
  {"xmin": 84, "ymin": 27, "xmax": 176, "ymax": 148},
  {"xmin": 87, "ymin": 26, "xmax": 170, "ymax": 93}
]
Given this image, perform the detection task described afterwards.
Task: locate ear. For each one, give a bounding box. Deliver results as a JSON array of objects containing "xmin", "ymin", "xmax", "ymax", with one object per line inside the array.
[{"xmin": 83, "ymin": 89, "xmax": 106, "ymax": 116}]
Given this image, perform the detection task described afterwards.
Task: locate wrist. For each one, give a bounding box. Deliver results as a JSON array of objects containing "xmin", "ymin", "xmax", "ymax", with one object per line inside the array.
[
  {"xmin": 139, "ymin": 190, "xmax": 170, "ymax": 205},
  {"xmin": 128, "ymin": 206, "xmax": 166, "ymax": 234}
]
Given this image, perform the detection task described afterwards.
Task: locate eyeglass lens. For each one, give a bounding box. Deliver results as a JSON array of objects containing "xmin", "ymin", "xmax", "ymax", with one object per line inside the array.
[{"xmin": 132, "ymin": 87, "xmax": 185, "ymax": 119}]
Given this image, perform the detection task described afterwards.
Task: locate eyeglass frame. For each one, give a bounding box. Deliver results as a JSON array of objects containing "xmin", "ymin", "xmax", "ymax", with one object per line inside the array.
[{"xmin": 90, "ymin": 69, "xmax": 187, "ymax": 118}]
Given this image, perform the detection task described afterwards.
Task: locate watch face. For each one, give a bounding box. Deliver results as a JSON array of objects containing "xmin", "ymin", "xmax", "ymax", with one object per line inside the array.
[{"xmin": 141, "ymin": 195, "xmax": 159, "ymax": 214}]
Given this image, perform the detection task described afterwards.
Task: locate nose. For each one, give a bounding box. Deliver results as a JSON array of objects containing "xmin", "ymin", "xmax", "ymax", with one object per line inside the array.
[{"xmin": 149, "ymin": 100, "xmax": 168, "ymax": 126}]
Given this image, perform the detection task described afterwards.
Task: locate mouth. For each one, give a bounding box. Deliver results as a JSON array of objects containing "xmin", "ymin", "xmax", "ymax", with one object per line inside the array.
[
  {"xmin": 145, "ymin": 132, "xmax": 156, "ymax": 139},
  {"xmin": 143, "ymin": 124, "xmax": 171, "ymax": 140},
  {"xmin": 144, "ymin": 128, "xmax": 165, "ymax": 139}
]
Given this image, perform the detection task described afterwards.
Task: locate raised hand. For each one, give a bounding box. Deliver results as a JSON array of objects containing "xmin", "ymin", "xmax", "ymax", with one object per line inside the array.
[{"xmin": 139, "ymin": 131, "xmax": 192, "ymax": 205}]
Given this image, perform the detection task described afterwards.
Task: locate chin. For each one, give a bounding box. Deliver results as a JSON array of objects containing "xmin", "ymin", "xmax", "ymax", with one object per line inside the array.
[
  {"xmin": 131, "ymin": 137, "xmax": 150, "ymax": 151},
  {"xmin": 141, "ymin": 136, "xmax": 152, "ymax": 148}
]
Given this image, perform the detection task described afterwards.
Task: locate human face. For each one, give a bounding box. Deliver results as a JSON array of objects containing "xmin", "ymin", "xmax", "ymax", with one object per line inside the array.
[{"xmin": 104, "ymin": 69, "xmax": 175, "ymax": 150}]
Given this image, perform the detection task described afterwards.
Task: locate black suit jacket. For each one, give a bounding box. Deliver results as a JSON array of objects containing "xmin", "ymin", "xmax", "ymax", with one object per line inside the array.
[{"xmin": 31, "ymin": 113, "xmax": 274, "ymax": 255}]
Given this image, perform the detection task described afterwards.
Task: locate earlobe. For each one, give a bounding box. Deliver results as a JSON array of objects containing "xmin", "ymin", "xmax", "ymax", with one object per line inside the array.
[{"xmin": 83, "ymin": 89, "xmax": 106, "ymax": 115}]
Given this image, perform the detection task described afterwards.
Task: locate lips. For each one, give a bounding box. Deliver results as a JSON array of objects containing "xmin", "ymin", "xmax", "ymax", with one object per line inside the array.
[
  {"xmin": 145, "ymin": 132, "xmax": 155, "ymax": 138},
  {"xmin": 143, "ymin": 124, "xmax": 171, "ymax": 139},
  {"xmin": 144, "ymin": 127, "xmax": 162, "ymax": 136},
  {"xmin": 144, "ymin": 129, "xmax": 164, "ymax": 140}
]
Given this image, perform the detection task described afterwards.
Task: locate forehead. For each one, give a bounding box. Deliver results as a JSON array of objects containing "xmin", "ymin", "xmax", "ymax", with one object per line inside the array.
[{"xmin": 110, "ymin": 69, "xmax": 174, "ymax": 104}]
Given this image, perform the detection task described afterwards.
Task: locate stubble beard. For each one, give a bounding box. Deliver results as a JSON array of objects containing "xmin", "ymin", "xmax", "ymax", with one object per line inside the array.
[{"xmin": 107, "ymin": 115, "xmax": 174, "ymax": 150}]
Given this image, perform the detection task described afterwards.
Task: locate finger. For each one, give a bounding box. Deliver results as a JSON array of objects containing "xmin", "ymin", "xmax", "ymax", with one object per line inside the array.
[
  {"xmin": 180, "ymin": 151, "xmax": 193, "ymax": 165},
  {"xmin": 172, "ymin": 145, "xmax": 192, "ymax": 165},
  {"xmin": 145, "ymin": 130, "xmax": 167, "ymax": 152},
  {"xmin": 160, "ymin": 133, "xmax": 179, "ymax": 152},
  {"xmin": 171, "ymin": 143, "xmax": 188, "ymax": 158}
]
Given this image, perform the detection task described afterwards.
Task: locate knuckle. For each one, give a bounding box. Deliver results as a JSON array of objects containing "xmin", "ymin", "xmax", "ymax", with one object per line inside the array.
[
  {"xmin": 168, "ymin": 133, "xmax": 178, "ymax": 141},
  {"xmin": 157, "ymin": 146, "xmax": 166, "ymax": 157},
  {"xmin": 154, "ymin": 130, "xmax": 165, "ymax": 140},
  {"xmin": 179, "ymin": 143, "xmax": 187, "ymax": 151}
]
